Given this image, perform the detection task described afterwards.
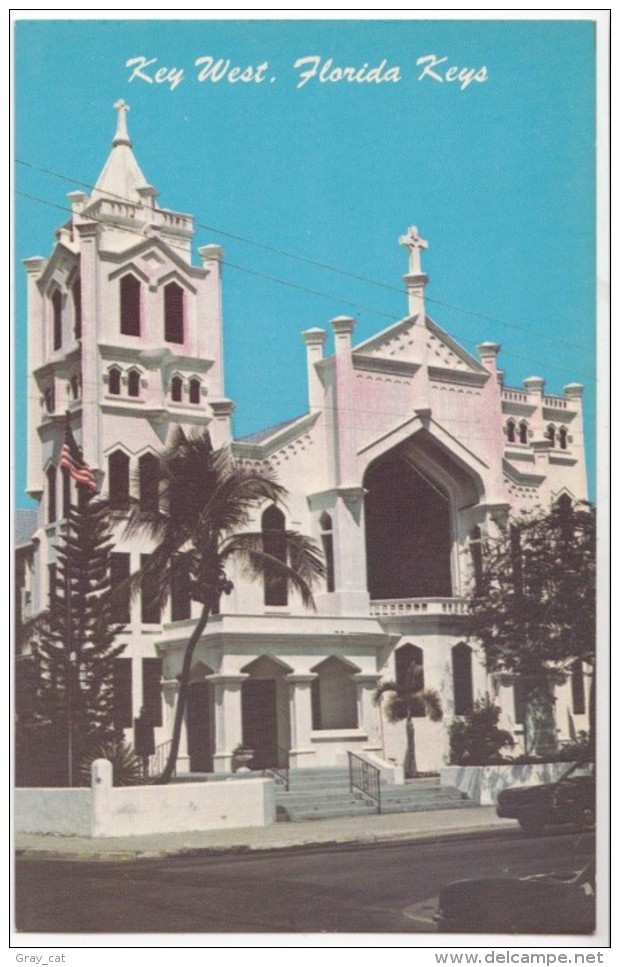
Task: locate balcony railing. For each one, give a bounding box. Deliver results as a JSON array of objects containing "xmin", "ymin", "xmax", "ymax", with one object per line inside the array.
[{"xmin": 369, "ymin": 597, "xmax": 470, "ymax": 617}]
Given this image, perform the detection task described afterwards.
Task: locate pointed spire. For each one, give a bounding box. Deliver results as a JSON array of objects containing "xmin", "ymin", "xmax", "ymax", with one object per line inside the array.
[
  {"xmin": 92, "ymin": 100, "xmax": 152, "ymax": 205},
  {"xmin": 112, "ymin": 99, "xmax": 131, "ymax": 147}
]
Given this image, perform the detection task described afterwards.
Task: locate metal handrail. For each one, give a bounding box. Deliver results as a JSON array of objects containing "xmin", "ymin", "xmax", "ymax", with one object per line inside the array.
[
  {"xmin": 268, "ymin": 745, "xmax": 290, "ymax": 791},
  {"xmin": 348, "ymin": 751, "xmax": 382, "ymax": 814},
  {"xmin": 147, "ymin": 740, "xmax": 175, "ymax": 779}
]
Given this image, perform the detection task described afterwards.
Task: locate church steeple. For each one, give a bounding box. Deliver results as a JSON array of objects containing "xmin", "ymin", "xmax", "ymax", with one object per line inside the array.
[{"xmin": 92, "ymin": 100, "xmax": 153, "ymax": 204}]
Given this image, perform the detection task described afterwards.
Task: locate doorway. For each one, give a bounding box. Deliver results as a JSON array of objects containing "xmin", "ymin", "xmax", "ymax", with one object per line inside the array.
[
  {"xmin": 241, "ymin": 679, "xmax": 278, "ymax": 769},
  {"xmin": 186, "ymin": 681, "xmax": 213, "ymax": 772}
]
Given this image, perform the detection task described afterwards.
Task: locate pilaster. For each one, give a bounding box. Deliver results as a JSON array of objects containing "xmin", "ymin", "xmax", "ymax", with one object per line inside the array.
[
  {"xmin": 286, "ymin": 673, "xmax": 318, "ymax": 768},
  {"xmin": 353, "ymin": 672, "xmax": 382, "ymax": 749},
  {"xmin": 207, "ymin": 673, "xmax": 248, "ymax": 773},
  {"xmin": 76, "ymin": 222, "xmax": 102, "ymax": 472}
]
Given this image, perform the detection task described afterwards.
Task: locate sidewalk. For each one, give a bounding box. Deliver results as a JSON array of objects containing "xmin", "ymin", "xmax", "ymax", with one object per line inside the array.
[{"xmin": 15, "ymin": 806, "xmax": 515, "ymax": 862}]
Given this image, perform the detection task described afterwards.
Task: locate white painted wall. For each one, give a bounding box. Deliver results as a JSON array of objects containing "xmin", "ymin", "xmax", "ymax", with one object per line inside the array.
[
  {"xmin": 15, "ymin": 788, "xmax": 92, "ymax": 836},
  {"xmin": 440, "ymin": 761, "xmax": 577, "ymax": 805},
  {"xmin": 15, "ymin": 760, "xmax": 276, "ymax": 837}
]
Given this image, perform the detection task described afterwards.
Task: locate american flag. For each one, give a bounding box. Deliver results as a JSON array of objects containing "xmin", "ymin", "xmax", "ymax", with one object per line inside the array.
[{"xmin": 60, "ymin": 419, "xmax": 97, "ymax": 492}]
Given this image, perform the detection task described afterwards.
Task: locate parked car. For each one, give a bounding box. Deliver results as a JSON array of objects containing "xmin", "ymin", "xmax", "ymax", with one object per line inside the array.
[
  {"xmin": 496, "ymin": 760, "xmax": 595, "ymax": 835},
  {"xmin": 434, "ymin": 861, "xmax": 595, "ymax": 934}
]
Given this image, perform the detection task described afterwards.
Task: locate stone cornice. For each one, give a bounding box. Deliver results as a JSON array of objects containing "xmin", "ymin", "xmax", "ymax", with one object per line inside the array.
[
  {"xmin": 353, "ymin": 354, "xmax": 420, "ymax": 377},
  {"xmin": 232, "ymin": 411, "xmax": 319, "ymax": 459},
  {"xmin": 98, "ymin": 342, "xmax": 214, "ymax": 372},
  {"xmin": 35, "ymin": 242, "xmax": 79, "ymax": 293},
  {"xmin": 502, "ymin": 458, "xmax": 546, "ymax": 486},
  {"xmin": 428, "ymin": 365, "xmax": 489, "ymax": 388},
  {"xmin": 98, "ymin": 235, "xmax": 207, "ymax": 279}
]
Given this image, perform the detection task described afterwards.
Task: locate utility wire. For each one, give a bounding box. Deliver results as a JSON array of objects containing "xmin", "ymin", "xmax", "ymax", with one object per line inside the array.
[{"xmin": 16, "ymin": 157, "xmax": 596, "ymax": 355}]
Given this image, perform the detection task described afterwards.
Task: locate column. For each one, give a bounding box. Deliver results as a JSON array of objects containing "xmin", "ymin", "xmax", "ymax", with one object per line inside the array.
[
  {"xmin": 286, "ymin": 673, "xmax": 318, "ymax": 769},
  {"xmin": 161, "ymin": 678, "xmax": 190, "ymax": 774},
  {"xmin": 207, "ymin": 673, "xmax": 248, "ymax": 773},
  {"xmin": 353, "ymin": 673, "xmax": 383, "ymax": 753}
]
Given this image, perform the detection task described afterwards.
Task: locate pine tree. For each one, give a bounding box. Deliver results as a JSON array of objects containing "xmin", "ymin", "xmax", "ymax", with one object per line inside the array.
[{"xmin": 25, "ymin": 494, "xmax": 126, "ymax": 785}]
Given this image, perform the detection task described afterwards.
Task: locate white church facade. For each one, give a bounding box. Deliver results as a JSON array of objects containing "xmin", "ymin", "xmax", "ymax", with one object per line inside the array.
[{"xmin": 19, "ymin": 102, "xmax": 591, "ymax": 776}]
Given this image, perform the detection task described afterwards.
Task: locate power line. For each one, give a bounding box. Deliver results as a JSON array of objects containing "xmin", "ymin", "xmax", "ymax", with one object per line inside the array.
[
  {"xmin": 15, "ymin": 189, "xmax": 595, "ymax": 381},
  {"xmin": 16, "ymin": 157, "xmax": 596, "ymax": 356}
]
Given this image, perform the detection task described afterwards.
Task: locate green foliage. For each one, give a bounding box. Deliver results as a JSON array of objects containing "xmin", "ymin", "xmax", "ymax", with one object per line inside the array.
[
  {"xmin": 466, "ymin": 501, "xmax": 596, "ymax": 677},
  {"xmin": 373, "ymin": 661, "xmax": 443, "ymax": 778},
  {"xmin": 128, "ymin": 429, "xmax": 325, "ymax": 782},
  {"xmin": 78, "ymin": 739, "xmax": 144, "ymax": 787},
  {"xmin": 16, "ymin": 497, "xmax": 125, "ymax": 786},
  {"xmin": 449, "ymin": 695, "xmax": 515, "ymax": 765}
]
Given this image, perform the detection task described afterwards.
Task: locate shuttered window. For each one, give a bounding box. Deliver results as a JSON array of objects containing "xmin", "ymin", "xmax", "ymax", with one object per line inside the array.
[
  {"xmin": 113, "ymin": 658, "xmax": 133, "ymax": 730},
  {"xmin": 142, "ymin": 657, "xmax": 163, "ymax": 727}
]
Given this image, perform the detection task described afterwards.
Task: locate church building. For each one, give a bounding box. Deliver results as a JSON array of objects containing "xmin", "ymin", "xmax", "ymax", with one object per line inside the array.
[{"xmin": 18, "ymin": 102, "xmax": 591, "ymax": 776}]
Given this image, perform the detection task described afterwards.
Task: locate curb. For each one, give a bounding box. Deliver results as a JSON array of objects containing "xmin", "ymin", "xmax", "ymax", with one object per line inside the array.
[{"xmin": 15, "ymin": 823, "xmax": 516, "ymax": 863}]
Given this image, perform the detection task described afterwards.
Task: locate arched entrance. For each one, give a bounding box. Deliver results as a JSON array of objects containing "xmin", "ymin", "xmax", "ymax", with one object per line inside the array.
[
  {"xmin": 185, "ymin": 662, "xmax": 215, "ymax": 772},
  {"xmin": 364, "ymin": 455, "xmax": 452, "ymax": 598},
  {"xmin": 240, "ymin": 656, "xmax": 292, "ymax": 768}
]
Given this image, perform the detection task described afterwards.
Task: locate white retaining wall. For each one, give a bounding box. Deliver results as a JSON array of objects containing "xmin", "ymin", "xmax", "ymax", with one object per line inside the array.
[
  {"xmin": 440, "ymin": 762, "xmax": 576, "ymax": 805},
  {"xmin": 15, "ymin": 759, "xmax": 276, "ymax": 837}
]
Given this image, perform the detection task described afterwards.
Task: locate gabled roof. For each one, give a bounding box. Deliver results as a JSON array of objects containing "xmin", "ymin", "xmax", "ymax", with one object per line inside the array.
[
  {"xmin": 236, "ymin": 414, "xmax": 308, "ymax": 445},
  {"xmin": 352, "ymin": 313, "xmax": 486, "ymax": 375}
]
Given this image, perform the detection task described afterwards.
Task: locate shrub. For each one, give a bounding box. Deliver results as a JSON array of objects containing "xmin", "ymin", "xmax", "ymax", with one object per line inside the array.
[
  {"xmin": 449, "ymin": 695, "xmax": 515, "ymax": 765},
  {"xmin": 78, "ymin": 739, "xmax": 144, "ymax": 786}
]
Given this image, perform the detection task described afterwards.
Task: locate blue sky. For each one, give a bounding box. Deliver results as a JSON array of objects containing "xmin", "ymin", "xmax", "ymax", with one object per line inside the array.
[{"xmin": 14, "ymin": 17, "xmax": 597, "ymax": 508}]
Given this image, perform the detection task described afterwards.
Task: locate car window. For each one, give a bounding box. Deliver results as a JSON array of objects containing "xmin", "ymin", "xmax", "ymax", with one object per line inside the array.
[{"xmin": 560, "ymin": 760, "xmax": 594, "ymax": 780}]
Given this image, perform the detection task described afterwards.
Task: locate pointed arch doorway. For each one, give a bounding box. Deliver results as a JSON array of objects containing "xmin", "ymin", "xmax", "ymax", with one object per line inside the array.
[{"xmin": 241, "ymin": 656, "xmax": 292, "ymax": 768}]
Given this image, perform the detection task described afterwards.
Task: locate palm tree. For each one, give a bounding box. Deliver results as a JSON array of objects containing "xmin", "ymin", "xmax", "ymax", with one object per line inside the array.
[
  {"xmin": 373, "ymin": 661, "xmax": 443, "ymax": 778},
  {"xmin": 127, "ymin": 428, "xmax": 325, "ymax": 783}
]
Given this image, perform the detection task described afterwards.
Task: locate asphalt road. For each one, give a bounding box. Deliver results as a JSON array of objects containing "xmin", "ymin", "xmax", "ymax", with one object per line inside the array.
[{"xmin": 15, "ymin": 829, "xmax": 595, "ymax": 935}]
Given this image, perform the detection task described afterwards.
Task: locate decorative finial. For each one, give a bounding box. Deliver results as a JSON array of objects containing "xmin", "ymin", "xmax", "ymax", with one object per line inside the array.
[
  {"xmin": 399, "ymin": 225, "xmax": 428, "ymax": 276},
  {"xmin": 112, "ymin": 99, "xmax": 131, "ymax": 147}
]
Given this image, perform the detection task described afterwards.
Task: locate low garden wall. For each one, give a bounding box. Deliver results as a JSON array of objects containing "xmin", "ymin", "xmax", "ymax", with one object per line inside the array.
[
  {"xmin": 440, "ymin": 761, "xmax": 576, "ymax": 805},
  {"xmin": 15, "ymin": 759, "xmax": 277, "ymax": 837}
]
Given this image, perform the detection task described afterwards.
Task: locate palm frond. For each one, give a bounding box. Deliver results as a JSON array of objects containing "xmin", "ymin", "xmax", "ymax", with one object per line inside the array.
[
  {"xmin": 420, "ymin": 688, "xmax": 444, "ymax": 722},
  {"xmin": 372, "ymin": 680, "xmax": 398, "ymax": 706},
  {"xmin": 219, "ymin": 530, "xmax": 324, "ymax": 609}
]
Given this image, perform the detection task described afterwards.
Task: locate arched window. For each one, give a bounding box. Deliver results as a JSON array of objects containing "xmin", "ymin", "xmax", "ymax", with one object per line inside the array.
[
  {"xmin": 189, "ymin": 377, "xmax": 201, "ymax": 404},
  {"xmin": 120, "ymin": 274, "xmax": 141, "ymax": 336},
  {"xmin": 171, "ymin": 375, "xmax": 183, "ymax": 402},
  {"xmin": 469, "ymin": 525, "xmax": 483, "ymax": 593},
  {"xmin": 108, "ymin": 367, "xmax": 121, "ymax": 396},
  {"xmin": 72, "ymin": 277, "xmax": 82, "ymax": 340},
  {"xmin": 452, "ymin": 642, "xmax": 474, "ymax": 716},
  {"xmin": 518, "ymin": 421, "xmax": 528, "ymax": 445},
  {"xmin": 395, "ymin": 643, "xmax": 426, "ymax": 717},
  {"xmin": 310, "ymin": 657, "xmax": 358, "ymax": 730},
  {"xmin": 108, "ymin": 450, "xmax": 130, "ymax": 510},
  {"xmin": 51, "ymin": 289, "xmax": 62, "ymax": 351},
  {"xmin": 571, "ymin": 660, "xmax": 586, "ymax": 716},
  {"xmin": 62, "ymin": 468, "xmax": 71, "ymax": 519},
  {"xmin": 139, "ymin": 452, "xmax": 159, "ymax": 514},
  {"xmin": 262, "ymin": 505, "xmax": 287, "ymax": 606},
  {"xmin": 546, "ymin": 425, "xmax": 556, "ymax": 447},
  {"xmin": 506, "ymin": 419, "xmax": 516, "ymax": 443},
  {"xmin": 44, "ymin": 387, "xmax": 55, "ymax": 413},
  {"xmin": 555, "ymin": 492, "xmax": 573, "ymax": 515},
  {"xmin": 127, "ymin": 370, "xmax": 141, "ymax": 398},
  {"xmin": 47, "ymin": 465, "xmax": 57, "ymax": 524},
  {"xmin": 170, "ymin": 555, "xmax": 192, "ymax": 621},
  {"xmin": 164, "ymin": 282, "xmax": 184, "ymax": 344},
  {"xmin": 320, "ymin": 512, "xmax": 335, "ymax": 592},
  {"xmin": 558, "ymin": 426, "xmax": 568, "ymax": 450}
]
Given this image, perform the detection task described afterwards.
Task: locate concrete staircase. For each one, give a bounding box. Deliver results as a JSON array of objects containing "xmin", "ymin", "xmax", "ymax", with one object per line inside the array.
[{"xmin": 272, "ymin": 766, "xmax": 475, "ymax": 823}]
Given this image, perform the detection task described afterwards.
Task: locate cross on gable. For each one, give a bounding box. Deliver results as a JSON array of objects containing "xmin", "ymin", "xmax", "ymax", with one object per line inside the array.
[{"xmin": 399, "ymin": 225, "xmax": 428, "ymax": 276}]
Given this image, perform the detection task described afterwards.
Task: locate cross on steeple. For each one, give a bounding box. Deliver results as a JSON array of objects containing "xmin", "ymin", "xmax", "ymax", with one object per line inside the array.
[
  {"xmin": 112, "ymin": 99, "xmax": 131, "ymax": 147},
  {"xmin": 399, "ymin": 225, "xmax": 428, "ymax": 276}
]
